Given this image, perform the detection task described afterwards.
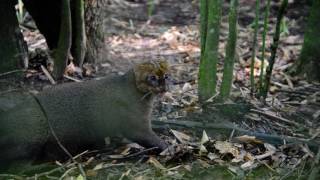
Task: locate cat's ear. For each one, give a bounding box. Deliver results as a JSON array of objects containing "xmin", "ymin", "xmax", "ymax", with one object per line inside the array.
[
  {"xmin": 158, "ymin": 60, "xmax": 169, "ymax": 74},
  {"xmin": 133, "ymin": 63, "xmax": 153, "ymax": 78}
]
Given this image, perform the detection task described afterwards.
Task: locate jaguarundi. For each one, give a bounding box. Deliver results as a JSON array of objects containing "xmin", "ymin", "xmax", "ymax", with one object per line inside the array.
[{"xmin": 0, "ymin": 61, "xmax": 169, "ymax": 171}]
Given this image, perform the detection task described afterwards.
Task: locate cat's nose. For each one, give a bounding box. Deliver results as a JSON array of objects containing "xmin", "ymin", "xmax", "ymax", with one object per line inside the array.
[
  {"xmin": 157, "ymin": 86, "xmax": 167, "ymax": 93},
  {"xmin": 160, "ymin": 84, "xmax": 169, "ymax": 93},
  {"xmin": 160, "ymin": 87, "xmax": 166, "ymax": 93}
]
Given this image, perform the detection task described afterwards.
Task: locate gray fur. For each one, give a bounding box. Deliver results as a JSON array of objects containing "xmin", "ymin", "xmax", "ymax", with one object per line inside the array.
[{"xmin": 0, "ymin": 70, "xmax": 167, "ymax": 171}]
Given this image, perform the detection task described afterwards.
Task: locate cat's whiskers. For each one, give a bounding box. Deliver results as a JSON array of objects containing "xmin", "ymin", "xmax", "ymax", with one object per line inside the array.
[{"xmin": 141, "ymin": 91, "xmax": 152, "ymax": 101}]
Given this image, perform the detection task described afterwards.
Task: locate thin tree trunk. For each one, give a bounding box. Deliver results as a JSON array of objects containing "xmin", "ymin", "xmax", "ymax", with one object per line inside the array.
[
  {"xmin": 198, "ymin": 0, "xmax": 222, "ymax": 103},
  {"xmin": 258, "ymin": 0, "xmax": 271, "ymax": 95},
  {"xmin": 0, "ymin": 1, "xmax": 27, "ymax": 73},
  {"xmin": 292, "ymin": 0, "xmax": 320, "ymax": 81},
  {"xmin": 200, "ymin": 0, "xmax": 208, "ymax": 58},
  {"xmin": 23, "ymin": 0, "xmax": 61, "ymax": 50},
  {"xmin": 262, "ymin": 0, "xmax": 288, "ymax": 99},
  {"xmin": 220, "ymin": 0, "xmax": 239, "ymax": 100},
  {"xmin": 250, "ymin": 0, "xmax": 260, "ymax": 94},
  {"xmin": 71, "ymin": 0, "xmax": 86, "ymax": 67},
  {"xmin": 84, "ymin": 0, "xmax": 108, "ymax": 64},
  {"xmin": 52, "ymin": 0, "xmax": 72, "ymax": 79}
]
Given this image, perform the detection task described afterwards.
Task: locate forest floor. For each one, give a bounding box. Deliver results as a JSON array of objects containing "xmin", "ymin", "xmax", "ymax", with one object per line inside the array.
[{"xmin": 1, "ymin": 0, "xmax": 319, "ymax": 179}]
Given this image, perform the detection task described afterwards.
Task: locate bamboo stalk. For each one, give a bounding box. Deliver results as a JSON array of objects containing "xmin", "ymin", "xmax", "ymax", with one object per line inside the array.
[
  {"xmin": 198, "ymin": 0, "xmax": 222, "ymax": 103},
  {"xmin": 258, "ymin": 0, "xmax": 271, "ymax": 95},
  {"xmin": 250, "ymin": 0, "xmax": 261, "ymax": 94},
  {"xmin": 200, "ymin": 0, "xmax": 208, "ymax": 57},
  {"xmin": 53, "ymin": 0, "xmax": 72, "ymax": 79},
  {"xmin": 262, "ymin": 0, "xmax": 288, "ymax": 99},
  {"xmin": 72, "ymin": 0, "xmax": 87, "ymax": 67},
  {"xmin": 220, "ymin": 0, "xmax": 239, "ymax": 100}
]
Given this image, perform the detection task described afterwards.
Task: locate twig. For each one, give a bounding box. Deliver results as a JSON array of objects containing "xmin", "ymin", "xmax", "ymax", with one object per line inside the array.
[
  {"xmin": 308, "ymin": 131, "xmax": 320, "ymax": 141},
  {"xmin": 73, "ymin": 150, "xmax": 89, "ymax": 160},
  {"xmin": 59, "ymin": 167, "xmax": 77, "ymax": 180},
  {"xmin": 94, "ymin": 163, "xmax": 126, "ymax": 171},
  {"xmin": 45, "ymin": 175, "xmax": 59, "ymax": 179},
  {"xmin": 0, "ymin": 89, "xmax": 19, "ymax": 95},
  {"xmin": 205, "ymin": 92, "xmax": 219, "ymax": 103},
  {"xmin": 105, "ymin": 147, "xmax": 158, "ymax": 160},
  {"xmin": 256, "ymin": 159, "xmax": 277, "ymax": 173},
  {"xmin": 63, "ymin": 74, "xmax": 83, "ymax": 82},
  {"xmin": 153, "ymin": 119, "xmax": 319, "ymax": 151},
  {"xmin": 250, "ymin": 109, "xmax": 301, "ymax": 127},
  {"xmin": 0, "ymin": 69, "xmax": 24, "ymax": 77},
  {"xmin": 137, "ymin": 19, "xmax": 151, "ymax": 33},
  {"xmin": 77, "ymin": 163, "xmax": 86, "ymax": 179},
  {"xmin": 120, "ymin": 147, "xmax": 158, "ymax": 159},
  {"xmin": 0, "ymin": 174, "xmax": 24, "ymax": 180},
  {"xmin": 32, "ymin": 94, "xmax": 86, "ymax": 179},
  {"xmin": 255, "ymin": 150, "xmax": 276, "ymax": 160},
  {"xmin": 141, "ymin": 91, "xmax": 152, "ymax": 101},
  {"xmin": 25, "ymin": 166, "xmax": 64, "ymax": 180},
  {"xmin": 229, "ymin": 129, "xmax": 235, "ymax": 141},
  {"xmin": 41, "ymin": 65, "xmax": 56, "ymax": 84}
]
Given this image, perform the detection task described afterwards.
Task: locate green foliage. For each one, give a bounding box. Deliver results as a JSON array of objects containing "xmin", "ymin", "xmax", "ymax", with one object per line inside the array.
[
  {"xmin": 280, "ymin": 18, "xmax": 289, "ymax": 36},
  {"xmin": 198, "ymin": 0, "xmax": 222, "ymax": 102},
  {"xmin": 219, "ymin": 0, "xmax": 239, "ymax": 100},
  {"xmin": 147, "ymin": 0, "xmax": 156, "ymax": 17},
  {"xmin": 16, "ymin": 0, "xmax": 25, "ymax": 24}
]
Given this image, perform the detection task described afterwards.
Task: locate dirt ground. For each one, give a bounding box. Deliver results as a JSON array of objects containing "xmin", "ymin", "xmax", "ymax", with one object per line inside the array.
[
  {"xmin": 10, "ymin": 0, "xmax": 317, "ymax": 138},
  {"xmin": 1, "ymin": 0, "xmax": 319, "ymax": 179}
]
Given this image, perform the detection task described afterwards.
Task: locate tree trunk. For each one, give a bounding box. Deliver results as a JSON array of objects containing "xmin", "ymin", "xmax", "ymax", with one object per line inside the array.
[
  {"xmin": 292, "ymin": 0, "xmax": 320, "ymax": 81},
  {"xmin": 84, "ymin": 0, "xmax": 108, "ymax": 64},
  {"xmin": 0, "ymin": 1, "xmax": 27, "ymax": 73},
  {"xmin": 23, "ymin": 0, "xmax": 107, "ymax": 67},
  {"xmin": 23, "ymin": 0, "xmax": 62, "ymax": 50}
]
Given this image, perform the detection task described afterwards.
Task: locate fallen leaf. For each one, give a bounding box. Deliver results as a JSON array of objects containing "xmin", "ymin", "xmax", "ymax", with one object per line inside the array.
[
  {"xmin": 235, "ymin": 135, "xmax": 264, "ymax": 144},
  {"xmin": 200, "ymin": 130, "xmax": 209, "ymax": 146},
  {"xmin": 171, "ymin": 129, "xmax": 191, "ymax": 144},
  {"xmin": 240, "ymin": 161, "xmax": 257, "ymax": 170},
  {"xmin": 147, "ymin": 156, "xmax": 166, "ymax": 170},
  {"xmin": 214, "ymin": 141, "xmax": 239, "ymax": 157}
]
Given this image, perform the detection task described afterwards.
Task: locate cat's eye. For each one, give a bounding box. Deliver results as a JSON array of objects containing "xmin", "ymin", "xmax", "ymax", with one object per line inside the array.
[
  {"xmin": 150, "ymin": 75, "xmax": 157, "ymax": 81},
  {"xmin": 163, "ymin": 74, "xmax": 169, "ymax": 79}
]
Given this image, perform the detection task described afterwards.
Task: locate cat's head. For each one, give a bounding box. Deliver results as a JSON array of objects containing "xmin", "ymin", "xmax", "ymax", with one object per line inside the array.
[{"xmin": 134, "ymin": 61, "xmax": 169, "ymax": 94}]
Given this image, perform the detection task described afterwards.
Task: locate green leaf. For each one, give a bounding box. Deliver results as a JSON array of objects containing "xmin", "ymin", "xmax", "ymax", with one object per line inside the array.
[
  {"xmin": 280, "ymin": 18, "xmax": 289, "ymax": 35},
  {"xmin": 77, "ymin": 174, "xmax": 84, "ymax": 180}
]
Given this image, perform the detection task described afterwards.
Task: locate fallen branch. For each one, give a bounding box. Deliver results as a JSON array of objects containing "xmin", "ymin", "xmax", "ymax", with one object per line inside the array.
[
  {"xmin": 102, "ymin": 147, "xmax": 158, "ymax": 160},
  {"xmin": 41, "ymin": 65, "xmax": 56, "ymax": 84},
  {"xmin": 63, "ymin": 75, "xmax": 83, "ymax": 82},
  {"xmin": 0, "ymin": 69, "xmax": 24, "ymax": 77},
  {"xmin": 250, "ymin": 109, "xmax": 301, "ymax": 127},
  {"xmin": 152, "ymin": 119, "xmax": 319, "ymax": 152}
]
